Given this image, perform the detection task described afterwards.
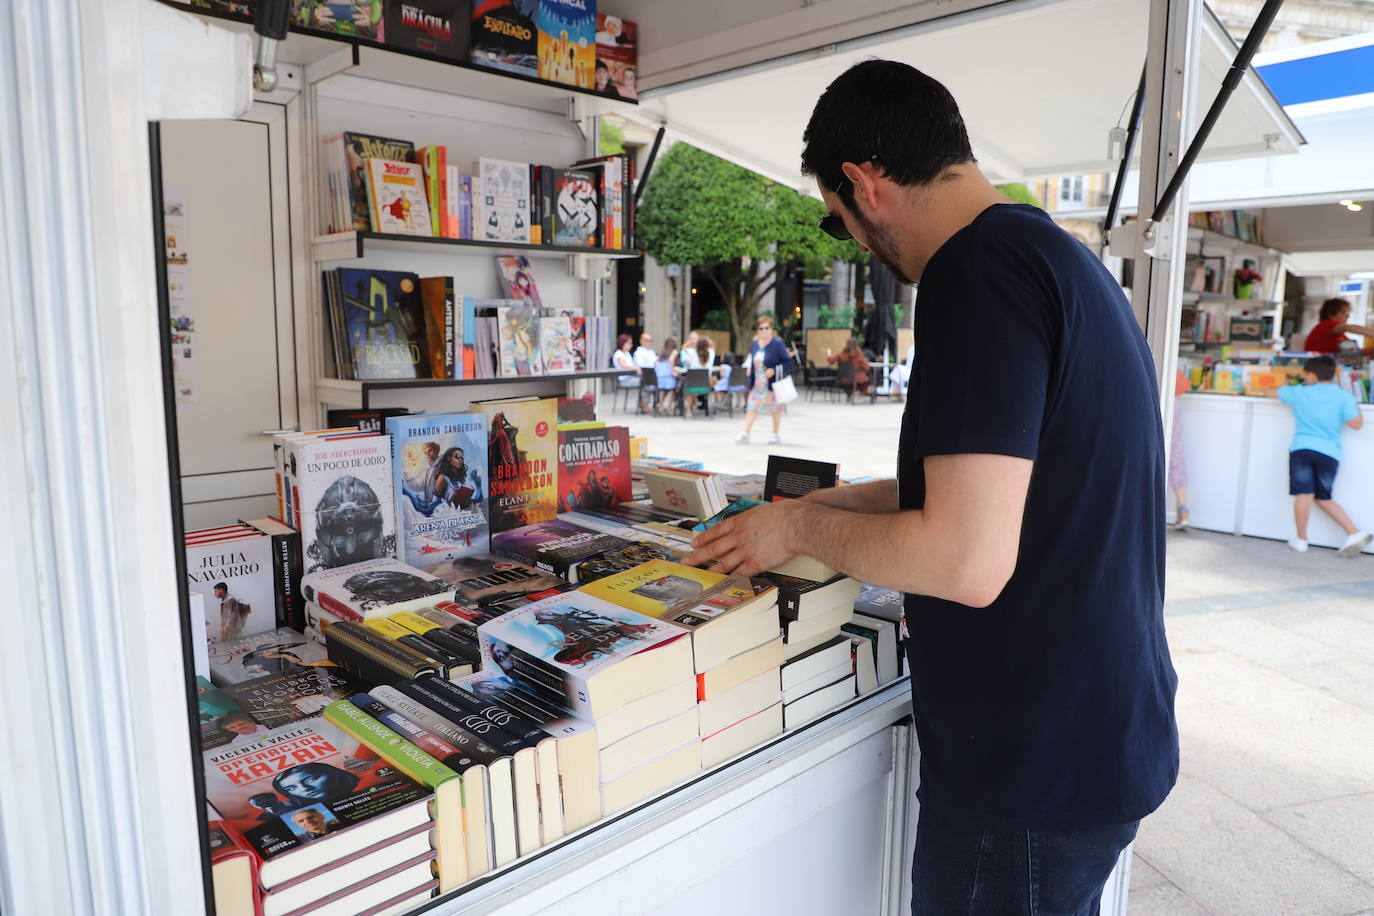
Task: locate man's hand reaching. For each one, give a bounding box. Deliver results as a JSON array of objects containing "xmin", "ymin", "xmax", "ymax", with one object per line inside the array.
[{"xmin": 683, "ymin": 499, "xmax": 807, "ymax": 577}]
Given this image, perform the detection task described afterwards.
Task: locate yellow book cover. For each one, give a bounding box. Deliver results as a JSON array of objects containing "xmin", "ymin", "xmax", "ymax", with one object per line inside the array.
[{"xmin": 578, "ymin": 559, "xmax": 764, "ymax": 629}]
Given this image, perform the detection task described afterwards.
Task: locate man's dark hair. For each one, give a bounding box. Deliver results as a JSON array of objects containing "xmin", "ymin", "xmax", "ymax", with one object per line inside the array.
[
  {"xmin": 1305, "ymin": 355, "xmax": 1337, "ymax": 381},
  {"xmin": 801, "ymin": 60, "xmax": 974, "ymax": 206},
  {"xmin": 214, "ymin": 582, "xmax": 228, "ymax": 592},
  {"xmin": 1320, "ymin": 298, "xmax": 1350, "ymax": 321}
]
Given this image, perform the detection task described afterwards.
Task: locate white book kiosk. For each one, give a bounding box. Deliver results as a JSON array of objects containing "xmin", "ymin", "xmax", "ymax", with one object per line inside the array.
[{"xmin": 0, "ymin": 1, "xmax": 1298, "ymax": 913}]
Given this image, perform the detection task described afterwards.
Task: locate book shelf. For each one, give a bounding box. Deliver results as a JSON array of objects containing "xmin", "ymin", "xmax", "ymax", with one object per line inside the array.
[
  {"xmin": 311, "ymin": 231, "xmax": 642, "ymax": 264},
  {"xmin": 318, "ymin": 369, "xmax": 635, "ymax": 409}
]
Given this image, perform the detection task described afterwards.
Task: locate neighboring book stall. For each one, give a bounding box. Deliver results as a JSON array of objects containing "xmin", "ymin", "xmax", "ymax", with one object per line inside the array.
[{"xmin": 148, "ymin": 4, "xmax": 919, "ymax": 915}]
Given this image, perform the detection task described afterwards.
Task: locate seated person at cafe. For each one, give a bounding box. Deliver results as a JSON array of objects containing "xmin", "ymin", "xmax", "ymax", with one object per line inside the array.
[
  {"xmin": 826, "ymin": 336, "xmax": 872, "ymax": 394},
  {"xmin": 1305, "ymin": 297, "xmax": 1374, "ymax": 357}
]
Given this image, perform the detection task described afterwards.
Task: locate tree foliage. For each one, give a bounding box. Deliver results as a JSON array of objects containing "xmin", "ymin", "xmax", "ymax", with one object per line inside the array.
[
  {"xmin": 995, "ymin": 182, "xmax": 1042, "ymax": 208},
  {"xmin": 637, "ymin": 143, "xmax": 860, "ymax": 348}
]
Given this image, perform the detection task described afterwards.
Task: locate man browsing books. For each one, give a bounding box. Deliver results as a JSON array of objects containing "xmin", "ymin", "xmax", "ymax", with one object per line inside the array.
[{"xmin": 685, "ymin": 60, "xmax": 1177, "ymax": 915}]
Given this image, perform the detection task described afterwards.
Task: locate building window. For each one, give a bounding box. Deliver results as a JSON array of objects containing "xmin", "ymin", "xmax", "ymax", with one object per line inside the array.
[{"xmin": 1058, "ymin": 176, "xmax": 1085, "ymax": 207}]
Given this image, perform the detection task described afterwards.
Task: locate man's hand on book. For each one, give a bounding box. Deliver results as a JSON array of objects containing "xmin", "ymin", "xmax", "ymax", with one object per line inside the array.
[{"xmin": 684, "ymin": 499, "xmax": 806, "ymax": 577}]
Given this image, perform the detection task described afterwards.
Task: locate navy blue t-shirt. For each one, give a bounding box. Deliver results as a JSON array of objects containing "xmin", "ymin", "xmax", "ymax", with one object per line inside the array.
[{"xmin": 899, "ymin": 204, "xmax": 1178, "ymax": 828}]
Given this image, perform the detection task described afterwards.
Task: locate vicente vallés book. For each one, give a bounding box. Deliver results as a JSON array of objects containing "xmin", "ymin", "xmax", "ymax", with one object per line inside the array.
[{"xmin": 476, "ymin": 591, "xmax": 693, "ymax": 720}]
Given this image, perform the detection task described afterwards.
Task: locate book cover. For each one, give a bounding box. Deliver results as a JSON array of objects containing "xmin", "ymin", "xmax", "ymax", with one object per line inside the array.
[
  {"xmin": 477, "ymin": 158, "xmax": 531, "ymax": 243},
  {"xmin": 574, "ymin": 540, "xmax": 683, "ymax": 585},
  {"xmin": 481, "ymin": 397, "xmax": 558, "ymax": 534},
  {"xmin": 470, "ymin": 0, "xmax": 537, "ymax": 77},
  {"xmin": 197, "ymin": 676, "xmax": 245, "ymax": 751},
  {"xmin": 389, "ymin": 412, "xmax": 490, "ymax": 571},
  {"xmin": 289, "ymin": 433, "xmax": 397, "ymax": 571},
  {"xmin": 424, "ymin": 552, "xmax": 562, "ymax": 603},
  {"xmin": 325, "ymin": 408, "xmax": 411, "ymax": 436},
  {"xmin": 477, "ymin": 592, "xmax": 688, "ymax": 717},
  {"xmin": 418, "ymin": 276, "xmax": 456, "ymax": 379},
  {"xmin": 763, "ymin": 455, "xmax": 839, "ymax": 502},
  {"xmin": 384, "ymin": 0, "xmax": 472, "ymax": 60},
  {"xmin": 201, "ymin": 718, "xmax": 430, "ymax": 864},
  {"xmin": 594, "ymin": 14, "xmax": 636, "ymax": 100},
  {"xmin": 293, "ymin": 0, "xmax": 385, "ymax": 40},
  {"xmin": 495, "ymin": 255, "xmax": 542, "ymax": 307},
  {"xmin": 537, "ymin": 0, "xmax": 595, "ymax": 89},
  {"xmin": 335, "ymin": 268, "xmax": 426, "ymax": 380},
  {"xmin": 187, "ymin": 533, "xmax": 277, "ymax": 646},
  {"xmin": 568, "ymin": 316, "xmax": 587, "ymax": 370},
  {"xmin": 539, "ymin": 316, "xmax": 575, "ymax": 374},
  {"xmin": 341, "ymin": 132, "xmax": 415, "ymax": 232},
  {"xmin": 366, "ymin": 158, "xmax": 435, "ymax": 237},
  {"xmin": 556, "ymin": 425, "xmax": 631, "ymax": 513},
  {"xmin": 301, "ymin": 557, "xmax": 456, "ymax": 620},
  {"xmin": 208, "ymin": 627, "xmax": 336, "ymax": 687},
  {"xmin": 492, "ymin": 520, "xmax": 631, "ymax": 580},
  {"xmin": 552, "ymin": 168, "xmax": 599, "ymax": 246},
  {"xmin": 496, "ymin": 304, "xmax": 542, "ymax": 377},
  {"xmin": 222, "ymin": 667, "xmax": 357, "ymax": 730},
  {"xmin": 578, "ymin": 560, "xmax": 765, "ymax": 630}
]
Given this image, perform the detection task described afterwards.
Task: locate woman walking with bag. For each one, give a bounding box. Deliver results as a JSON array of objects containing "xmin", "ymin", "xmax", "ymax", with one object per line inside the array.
[{"xmin": 736, "ymin": 315, "xmax": 794, "ymax": 445}]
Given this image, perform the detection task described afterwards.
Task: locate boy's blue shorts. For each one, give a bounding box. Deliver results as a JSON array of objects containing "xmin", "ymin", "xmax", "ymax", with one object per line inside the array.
[{"xmin": 1290, "ymin": 449, "xmax": 1339, "ymax": 500}]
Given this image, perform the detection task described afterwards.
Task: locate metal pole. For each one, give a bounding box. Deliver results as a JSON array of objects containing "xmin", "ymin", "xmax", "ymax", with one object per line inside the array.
[
  {"xmin": 1144, "ymin": 0, "xmax": 1285, "ymax": 236},
  {"xmin": 1101, "ymin": 65, "xmax": 1148, "ymax": 242},
  {"xmin": 634, "ymin": 125, "xmax": 666, "ymax": 208}
]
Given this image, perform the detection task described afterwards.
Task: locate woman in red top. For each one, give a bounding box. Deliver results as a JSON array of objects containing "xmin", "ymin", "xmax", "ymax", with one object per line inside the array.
[{"xmin": 1304, "ymin": 298, "xmax": 1374, "ymax": 356}]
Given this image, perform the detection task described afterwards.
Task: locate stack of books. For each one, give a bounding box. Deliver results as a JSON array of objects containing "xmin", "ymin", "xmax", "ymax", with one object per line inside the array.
[
  {"xmin": 758, "ymin": 572, "xmax": 863, "ymax": 728},
  {"xmin": 579, "ymin": 560, "xmax": 785, "ymax": 769},
  {"xmin": 846, "ymin": 585, "xmax": 906, "ymax": 687},
  {"xmin": 476, "ymin": 591, "xmax": 699, "ymax": 816},
  {"xmin": 638, "ymin": 465, "xmax": 729, "ymax": 519}
]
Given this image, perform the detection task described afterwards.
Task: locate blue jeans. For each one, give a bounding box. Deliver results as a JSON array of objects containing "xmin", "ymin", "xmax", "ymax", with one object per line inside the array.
[{"xmin": 912, "ymin": 805, "xmax": 1138, "ymax": 915}]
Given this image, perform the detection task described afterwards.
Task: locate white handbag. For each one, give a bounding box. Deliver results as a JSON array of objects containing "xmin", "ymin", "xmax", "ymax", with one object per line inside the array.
[{"xmin": 771, "ymin": 373, "xmax": 799, "ymax": 405}]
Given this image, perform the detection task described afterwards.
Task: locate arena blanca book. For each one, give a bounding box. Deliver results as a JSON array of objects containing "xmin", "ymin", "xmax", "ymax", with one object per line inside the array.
[{"xmin": 388, "ymin": 412, "xmax": 489, "ymax": 573}]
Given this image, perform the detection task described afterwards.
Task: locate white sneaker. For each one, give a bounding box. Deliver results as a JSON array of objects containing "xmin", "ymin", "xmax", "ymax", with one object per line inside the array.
[
  {"xmin": 735, "ymin": 432, "xmax": 750, "ymax": 445},
  {"xmin": 768, "ymin": 434, "xmax": 781, "ymax": 445},
  {"xmin": 1339, "ymin": 531, "xmax": 1372, "ymax": 558},
  {"xmin": 1288, "ymin": 538, "xmax": 1308, "ymax": 553}
]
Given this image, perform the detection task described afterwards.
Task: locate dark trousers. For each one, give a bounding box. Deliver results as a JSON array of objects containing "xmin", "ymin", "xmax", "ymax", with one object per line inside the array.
[{"xmin": 912, "ymin": 805, "xmax": 1138, "ymax": 915}]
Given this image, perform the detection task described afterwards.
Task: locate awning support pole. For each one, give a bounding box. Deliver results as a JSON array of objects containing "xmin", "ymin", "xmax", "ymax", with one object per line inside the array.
[{"xmin": 1101, "ymin": 65, "xmax": 1148, "ymax": 246}]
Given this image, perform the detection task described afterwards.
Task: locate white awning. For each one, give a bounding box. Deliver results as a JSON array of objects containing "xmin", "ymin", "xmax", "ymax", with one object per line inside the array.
[{"xmin": 629, "ymin": 0, "xmax": 1300, "ymax": 192}]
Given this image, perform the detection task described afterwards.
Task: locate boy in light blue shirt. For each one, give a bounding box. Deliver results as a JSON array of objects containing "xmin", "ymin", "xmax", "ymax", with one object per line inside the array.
[{"xmin": 1269, "ymin": 355, "xmax": 1370, "ymax": 555}]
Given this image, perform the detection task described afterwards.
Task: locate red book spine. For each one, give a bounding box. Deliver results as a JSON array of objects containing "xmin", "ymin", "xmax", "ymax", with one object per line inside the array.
[{"xmin": 316, "ymin": 591, "xmax": 365, "ymax": 623}]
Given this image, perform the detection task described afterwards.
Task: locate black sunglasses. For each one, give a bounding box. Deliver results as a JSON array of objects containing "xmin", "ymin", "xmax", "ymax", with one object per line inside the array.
[{"xmin": 818, "ymin": 175, "xmax": 854, "ymax": 241}]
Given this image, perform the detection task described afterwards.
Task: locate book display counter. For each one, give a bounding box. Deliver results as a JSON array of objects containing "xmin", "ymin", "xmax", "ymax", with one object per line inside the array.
[{"xmin": 1175, "ymin": 393, "xmax": 1374, "ymax": 552}]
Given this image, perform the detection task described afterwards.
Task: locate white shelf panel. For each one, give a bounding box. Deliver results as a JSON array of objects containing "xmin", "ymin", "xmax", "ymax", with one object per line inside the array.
[{"xmin": 312, "ymin": 231, "xmax": 641, "ymax": 264}]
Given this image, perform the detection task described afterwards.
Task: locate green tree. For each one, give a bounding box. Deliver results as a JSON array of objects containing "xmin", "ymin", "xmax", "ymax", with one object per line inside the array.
[
  {"xmin": 637, "ymin": 143, "xmax": 858, "ymax": 349},
  {"xmin": 995, "ymin": 182, "xmax": 1042, "ymax": 207},
  {"xmin": 599, "ymin": 118, "xmax": 625, "ymax": 156}
]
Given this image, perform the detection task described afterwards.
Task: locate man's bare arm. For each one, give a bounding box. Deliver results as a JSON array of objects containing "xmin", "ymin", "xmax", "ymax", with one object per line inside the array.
[
  {"xmin": 686, "ymin": 454, "xmax": 1032, "ymax": 608},
  {"xmin": 800, "ymin": 478, "xmax": 899, "ymax": 514}
]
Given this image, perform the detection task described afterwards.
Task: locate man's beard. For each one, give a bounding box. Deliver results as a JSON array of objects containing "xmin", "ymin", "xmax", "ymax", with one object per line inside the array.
[{"xmin": 850, "ymin": 205, "xmax": 913, "ymax": 286}]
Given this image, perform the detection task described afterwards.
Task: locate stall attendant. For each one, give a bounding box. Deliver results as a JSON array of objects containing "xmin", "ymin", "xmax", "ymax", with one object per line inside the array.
[{"xmin": 1304, "ymin": 297, "xmax": 1374, "ymax": 357}]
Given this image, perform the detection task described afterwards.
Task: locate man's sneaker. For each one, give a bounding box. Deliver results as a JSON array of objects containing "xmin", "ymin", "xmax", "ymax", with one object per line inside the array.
[
  {"xmin": 768, "ymin": 434, "xmax": 781, "ymax": 445},
  {"xmin": 1288, "ymin": 538, "xmax": 1309, "ymax": 553},
  {"xmin": 735, "ymin": 431, "xmax": 750, "ymax": 445},
  {"xmin": 1339, "ymin": 531, "xmax": 1372, "ymax": 558}
]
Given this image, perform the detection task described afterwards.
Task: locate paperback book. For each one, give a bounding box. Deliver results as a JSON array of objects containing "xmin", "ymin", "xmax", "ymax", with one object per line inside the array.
[
  {"xmin": 477, "ymin": 157, "xmax": 531, "ymax": 243},
  {"xmin": 222, "ymin": 666, "xmax": 357, "ymax": 730},
  {"xmin": 293, "ymin": 0, "xmax": 385, "ymax": 40},
  {"xmin": 539, "ymin": 316, "xmax": 575, "ymax": 374},
  {"xmin": 556, "ymin": 425, "xmax": 631, "ymax": 512},
  {"xmin": 341, "ymin": 132, "xmax": 415, "ymax": 231},
  {"xmin": 495, "ymin": 255, "xmax": 542, "ymax": 307},
  {"xmin": 470, "ymin": 0, "xmax": 538, "ymax": 78},
  {"xmin": 286, "ymin": 432, "xmax": 397, "ymax": 571},
  {"xmin": 552, "ymin": 168, "xmax": 599, "ymax": 246},
  {"xmin": 537, "ymin": 0, "xmax": 595, "ymax": 88},
  {"xmin": 201, "ymin": 718, "xmax": 431, "ymax": 883},
  {"xmin": 426, "ymin": 552, "xmax": 562, "ymax": 603},
  {"xmin": 187, "ymin": 533, "xmax": 278, "ymax": 644},
  {"xmin": 480, "ymin": 396, "xmax": 559, "ymax": 534},
  {"xmin": 477, "ymin": 592, "xmax": 693, "ymax": 719},
  {"xmin": 365, "ymin": 159, "xmax": 434, "ymax": 237},
  {"xmin": 334, "ymin": 268, "xmax": 428, "ymax": 380},
  {"xmin": 302, "ymin": 557, "xmax": 457, "ymax": 621},
  {"xmin": 207, "ymin": 627, "xmax": 337, "ymax": 688},
  {"xmin": 491, "ymin": 519, "xmax": 632, "ymax": 583},
  {"xmin": 594, "ymin": 14, "xmax": 637, "ymax": 99},
  {"xmin": 384, "ymin": 0, "xmax": 472, "ymax": 60},
  {"xmin": 496, "ymin": 304, "xmax": 543, "ymax": 376},
  {"xmin": 389, "ymin": 412, "xmax": 490, "ymax": 571}
]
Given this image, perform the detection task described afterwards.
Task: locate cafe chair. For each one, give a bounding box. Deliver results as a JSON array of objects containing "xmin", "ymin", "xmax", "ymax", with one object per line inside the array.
[{"xmin": 680, "ymin": 368, "xmax": 713, "ymax": 420}]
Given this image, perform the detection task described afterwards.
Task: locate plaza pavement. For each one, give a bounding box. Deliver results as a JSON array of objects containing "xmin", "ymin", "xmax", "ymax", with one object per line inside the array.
[{"xmin": 606, "ymin": 390, "xmax": 1374, "ymax": 915}]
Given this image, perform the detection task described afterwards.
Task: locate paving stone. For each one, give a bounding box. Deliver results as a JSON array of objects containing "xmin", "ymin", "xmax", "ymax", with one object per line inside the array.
[{"xmin": 1263, "ymin": 793, "xmax": 1374, "ymax": 887}]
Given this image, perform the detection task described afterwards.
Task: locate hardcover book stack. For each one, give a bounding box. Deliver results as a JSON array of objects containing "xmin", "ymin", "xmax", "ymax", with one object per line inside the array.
[
  {"xmin": 476, "ymin": 591, "xmax": 699, "ymax": 815},
  {"xmin": 579, "ymin": 560, "xmax": 785, "ymax": 769},
  {"xmin": 848, "ymin": 585, "xmax": 906, "ymax": 685},
  {"xmin": 637, "ymin": 465, "xmax": 728, "ymax": 519}
]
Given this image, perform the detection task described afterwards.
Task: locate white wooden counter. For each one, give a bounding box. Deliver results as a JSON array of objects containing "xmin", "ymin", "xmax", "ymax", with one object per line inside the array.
[{"xmin": 1174, "ymin": 393, "xmax": 1374, "ymax": 552}]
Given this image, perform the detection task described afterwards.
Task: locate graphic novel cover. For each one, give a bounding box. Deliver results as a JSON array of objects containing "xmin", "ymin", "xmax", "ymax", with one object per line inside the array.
[
  {"xmin": 385, "ymin": 0, "xmax": 471, "ymax": 60},
  {"xmin": 365, "ymin": 159, "xmax": 434, "ymax": 237},
  {"xmin": 495, "ymin": 255, "xmax": 542, "ymax": 307},
  {"xmin": 336, "ymin": 268, "xmax": 427, "ymax": 379},
  {"xmin": 594, "ymin": 14, "xmax": 637, "ymax": 99},
  {"xmin": 568, "ymin": 316, "xmax": 587, "ymax": 370},
  {"xmin": 539, "ymin": 316, "xmax": 574, "ymax": 374},
  {"xmin": 556, "ymin": 425, "xmax": 630, "ymax": 512},
  {"xmin": 388, "ymin": 412, "xmax": 490, "ymax": 569},
  {"xmin": 470, "ymin": 0, "xmax": 537, "ymax": 77},
  {"xmin": 341, "ymin": 132, "xmax": 415, "ymax": 231},
  {"xmin": 497, "ymin": 304, "xmax": 542, "ymax": 377},
  {"xmin": 537, "ymin": 0, "xmax": 595, "ymax": 89},
  {"xmin": 202, "ymin": 718, "xmax": 429, "ymax": 862},
  {"xmin": 477, "ymin": 158, "xmax": 531, "ymax": 243},
  {"xmin": 480, "ymin": 397, "xmax": 558, "ymax": 533},
  {"xmin": 293, "ymin": 0, "xmax": 385, "ymax": 40},
  {"xmin": 552, "ymin": 168, "xmax": 599, "ymax": 246}
]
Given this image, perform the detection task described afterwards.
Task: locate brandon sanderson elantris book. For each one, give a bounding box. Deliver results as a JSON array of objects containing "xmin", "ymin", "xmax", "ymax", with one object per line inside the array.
[{"xmin": 480, "ymin": 396, "xmax": 559, "ymax": 535}]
